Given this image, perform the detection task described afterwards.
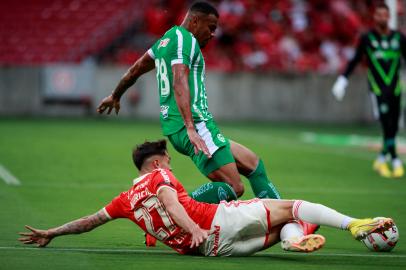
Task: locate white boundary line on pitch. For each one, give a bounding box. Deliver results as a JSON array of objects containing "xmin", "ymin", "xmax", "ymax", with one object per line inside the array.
[
  {"xmin": 224, "ymin": 128, "xmax": 376, "ymax": 161},
  {"xmin": 1, "ymin": 247, "xmax": 405, "ymax": 258},
  {"xmin": 0, "ymin": 164, "xmax": 21, "ymax": 186},
  {"xmin": 18, "ymin": 182, "xmax": 406, "ymax": 195}
]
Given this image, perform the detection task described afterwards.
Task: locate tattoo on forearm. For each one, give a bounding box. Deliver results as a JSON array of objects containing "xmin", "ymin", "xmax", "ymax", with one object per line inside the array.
[
  {"xmin": 113, "ymin": 75, "xmax": 135, "ymax": 99},
  {"xmin": 52, "ymin": 211, "xmax": 109, "ymax": 236},
  {"xmin": 112, "ymin": 53, "xmax": 154, "ymax": 99}
]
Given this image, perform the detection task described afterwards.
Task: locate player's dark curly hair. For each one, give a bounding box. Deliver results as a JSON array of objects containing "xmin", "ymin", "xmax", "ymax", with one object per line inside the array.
[
  {"xmin": 132, "ymin": 140, "xmax": 167, "ymax": 170},
  {"xmin": 189, "ymin": 1, "xmax": 219, "ymax": 18}
]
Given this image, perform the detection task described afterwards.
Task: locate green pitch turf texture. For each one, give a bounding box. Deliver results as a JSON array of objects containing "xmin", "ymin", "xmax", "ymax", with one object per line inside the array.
[{"xmin": 1, "ymin": 118, "xmax": 405, "ymax": 270}]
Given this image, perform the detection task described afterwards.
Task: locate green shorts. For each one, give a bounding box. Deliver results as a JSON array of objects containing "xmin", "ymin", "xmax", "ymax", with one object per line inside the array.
[{"xmin": 167, "ymin": 120, "xmax": 235, "ymax": 176}]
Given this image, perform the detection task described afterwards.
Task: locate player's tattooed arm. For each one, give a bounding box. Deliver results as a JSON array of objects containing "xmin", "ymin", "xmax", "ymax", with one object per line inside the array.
[
  {"xmin": 97, "ymin": 52, "xmax": 154, "ymax": 114},
  {"xmin": 18, "ymin": 209, "xmax": 111, "ymax": 247},
  {"xmin": 112, "ymin": 52, "xmax": 155, "ymax": 100},
  {"xmin": 49, "ymin": 209, "xmax": 111, "ymax": 236}
]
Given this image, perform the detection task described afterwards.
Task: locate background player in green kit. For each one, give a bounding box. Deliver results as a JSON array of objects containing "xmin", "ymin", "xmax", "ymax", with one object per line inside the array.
[
  {"xmin": 332, "ymin": 3, "xmax": 406, "ymax": 178},
  {"xmin": 97, "ymin": 2, "xmax": 281, "ymax": 201}
]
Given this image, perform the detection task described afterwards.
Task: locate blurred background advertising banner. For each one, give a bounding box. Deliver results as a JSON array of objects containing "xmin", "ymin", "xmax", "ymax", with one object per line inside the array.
[{"xmin": 42, "ymin": 61, "xmax": 95, "ymax": 102}]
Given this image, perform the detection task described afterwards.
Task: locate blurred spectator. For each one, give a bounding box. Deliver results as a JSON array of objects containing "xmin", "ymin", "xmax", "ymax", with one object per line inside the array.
[
  {"xmin": 110, "ymin": 0, "xmax": 404, "ymax": 73},
  {"xmin": 278, "ymin": 34, "xmax": 302, "ymax": 65},
  {"xmin": 319, "ymin": 39, "xmax": 341, "ymax": 74}
]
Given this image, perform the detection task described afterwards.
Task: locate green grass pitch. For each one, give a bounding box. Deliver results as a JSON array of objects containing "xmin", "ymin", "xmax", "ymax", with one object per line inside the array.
[{"xmin": 0, "ymin": 118, "xmax": 405, "ymax": 270}]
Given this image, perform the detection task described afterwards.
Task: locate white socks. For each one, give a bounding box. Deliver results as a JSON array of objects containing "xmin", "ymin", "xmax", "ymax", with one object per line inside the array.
[
  {"xmin": 378, "ymin": 155, "xmax": 403, "ymax": 168},
  {"xmin": 392, "ymin": 158, "xmax": 402, "ymax": 168},
  {"xmin": 377, "ymin": 154, "xmax": 386, "ymax": 163},
  {"xmin": 293, "ymin": 200, "xmax": 354, "ymax": 230}
]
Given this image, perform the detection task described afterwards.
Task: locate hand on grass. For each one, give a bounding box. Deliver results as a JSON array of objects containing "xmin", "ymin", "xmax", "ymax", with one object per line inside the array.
[{"xmin": 18, "ymin": 225, "xmax": 52, "ymax": 248}]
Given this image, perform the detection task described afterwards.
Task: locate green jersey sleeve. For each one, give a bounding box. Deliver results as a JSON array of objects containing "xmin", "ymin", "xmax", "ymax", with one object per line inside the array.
[
  {"xmin": 169, "ymin": 27, "xmax": 196, "ymax": 68},
  {"xmin": 147, "ymin": 26, "xmax": 196, "ymax": 68}
]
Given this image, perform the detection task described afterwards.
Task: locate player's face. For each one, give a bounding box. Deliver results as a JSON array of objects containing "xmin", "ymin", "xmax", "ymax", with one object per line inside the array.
[
  {"xmin": 194, "ymin": 14, "xmax": 218, "ymax": 48},
  {"xmin": 374, "ymin": 8, "xmax": 389, "ymax": 29},
  {"xmin": 157, "ymin": 152, "xmax": 172, "ymax": 171}
]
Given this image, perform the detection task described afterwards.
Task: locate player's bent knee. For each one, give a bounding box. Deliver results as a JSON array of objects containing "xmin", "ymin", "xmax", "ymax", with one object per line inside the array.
[
  {"xmin": 232, "ymin": 182, "xmax": 245, "ymax": 197},
  {"xmin": 268, "ymin": 199, "xmax": 295, "ymax": 217}
]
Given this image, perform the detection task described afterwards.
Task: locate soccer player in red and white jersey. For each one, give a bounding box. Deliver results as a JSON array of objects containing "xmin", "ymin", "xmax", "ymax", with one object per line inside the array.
[
  {"xmin": 105, "ymin": 155, "xmax": 217, "ymax": 254},
  {"xmin": 19, "ymin": 140, "xmax": 395, "ymax": 256}
]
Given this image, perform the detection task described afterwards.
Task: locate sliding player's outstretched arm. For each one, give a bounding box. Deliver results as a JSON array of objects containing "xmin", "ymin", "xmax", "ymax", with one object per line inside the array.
[
  {"xmin": 157, "ymin": 186, "xmax": 210, "ymax": 248},
  {"xmin": 97, "ymin": 52, "xmax": 155, "ymax": 114},
  {"xmin": 18, "ymin": 209, "xmax": 111, "ymax": 247}
]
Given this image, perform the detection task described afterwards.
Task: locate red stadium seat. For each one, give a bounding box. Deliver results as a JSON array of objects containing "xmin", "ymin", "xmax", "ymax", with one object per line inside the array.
[{"xmin": 0, "ymin": 0, "xmax": 142, "ymax": 65}]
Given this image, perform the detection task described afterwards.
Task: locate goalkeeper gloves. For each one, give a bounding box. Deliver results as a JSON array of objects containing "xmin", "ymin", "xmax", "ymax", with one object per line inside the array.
[{"xmin": 331, "ymin": 75, "xmax": 348, "ymax": 101}]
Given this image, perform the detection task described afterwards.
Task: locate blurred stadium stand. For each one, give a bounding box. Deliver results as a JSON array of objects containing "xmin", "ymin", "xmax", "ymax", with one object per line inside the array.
[
  {"xmin": 0, "ymin": 0, "xmax": 405, "ymax": 121},
  {"xmin": 1, "ymin": 0, "xmax": 405, "ymax": 73},
  {"xmin": 0, "ymin": 0, "xmax": 145, "ymax": 64}
]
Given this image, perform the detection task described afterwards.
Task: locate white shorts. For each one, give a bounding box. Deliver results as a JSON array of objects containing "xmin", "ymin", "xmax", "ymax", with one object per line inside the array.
[{"xmin": 199, "ymin": 199, "xmax": 271, "ymax": 256}]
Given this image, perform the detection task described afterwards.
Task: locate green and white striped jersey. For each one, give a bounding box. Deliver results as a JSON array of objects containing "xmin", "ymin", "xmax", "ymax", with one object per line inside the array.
[{"xmin": 148, "ymin": 26, "xmax": 212, "ymax": 136}]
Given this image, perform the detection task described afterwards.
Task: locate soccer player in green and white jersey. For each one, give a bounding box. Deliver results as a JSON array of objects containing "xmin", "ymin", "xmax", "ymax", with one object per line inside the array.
[
  {"xmin": 97, "ymin": 2, "xmax": 282, "ymax": 204},
  {"xmin": 332, "ymin": 3, "xmax": 406, "ymax": 178}
]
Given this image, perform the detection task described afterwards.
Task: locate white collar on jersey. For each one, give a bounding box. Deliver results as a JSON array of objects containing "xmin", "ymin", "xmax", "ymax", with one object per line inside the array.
[{"xmin": 132, "ymin": 172, "xmax": 151, "ymax": 185}]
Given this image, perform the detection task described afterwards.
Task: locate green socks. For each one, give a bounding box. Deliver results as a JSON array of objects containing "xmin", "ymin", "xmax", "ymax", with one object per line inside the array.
[
  {"xmin": 247, "ymin": 159, "xmax": 281, "ymax": 199},
  {"xmin": 383, "ymin": 138, "xmax": 397, "ymax": 159},
  {"xmin": 189, "ymin": 159, "xmax": 280, "ymax": 202},
  {"xmin": 189, "ymin": 182, "xmax": 237, "ymax": 203}
]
